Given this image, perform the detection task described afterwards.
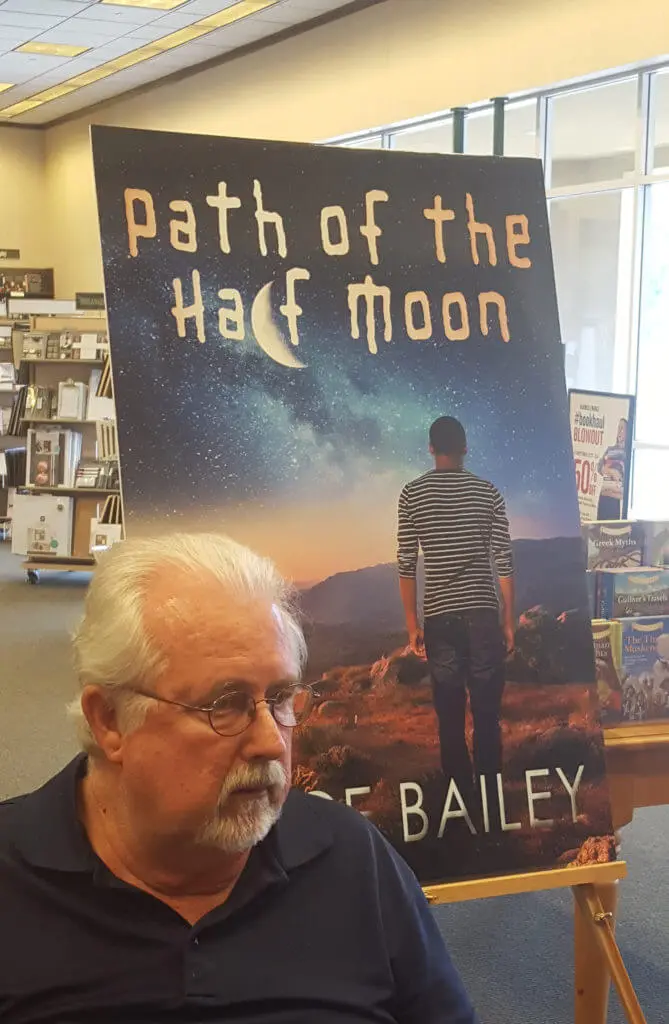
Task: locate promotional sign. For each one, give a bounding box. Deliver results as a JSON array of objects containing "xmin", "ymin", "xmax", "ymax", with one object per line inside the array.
[
  {"xmin": 0, "ymin": 267, "xmax": 54, "ymax": 299},
  {"xmin": 92, "ymin": 125, "xmax": 614, "ymax": 884},
  {"xmin": 569, "ymin": 389, "xmax": 635, "ymax": 523}
]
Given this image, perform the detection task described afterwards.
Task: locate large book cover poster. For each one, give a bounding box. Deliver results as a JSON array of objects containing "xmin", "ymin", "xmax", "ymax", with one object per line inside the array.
[{"xmin": 92, "ymin": 125, "xmax": 614, "ymax": 884}]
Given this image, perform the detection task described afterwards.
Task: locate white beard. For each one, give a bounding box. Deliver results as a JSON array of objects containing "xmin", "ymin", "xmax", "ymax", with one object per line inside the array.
[{"xmin": 195, "ymin": 760, "xmax": 287, "ymax": 853}]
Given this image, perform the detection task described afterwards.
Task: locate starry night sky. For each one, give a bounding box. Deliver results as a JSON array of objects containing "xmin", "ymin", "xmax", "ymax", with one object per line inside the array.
[{"xmin": 92, "ymin": 127, "xmax": 581, "ymax": 582}]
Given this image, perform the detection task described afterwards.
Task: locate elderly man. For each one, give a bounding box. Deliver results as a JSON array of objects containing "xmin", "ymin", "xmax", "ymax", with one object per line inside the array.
[{"xmin": 0, "ymin": 532, "xmax": 477, "ymax": 1023}]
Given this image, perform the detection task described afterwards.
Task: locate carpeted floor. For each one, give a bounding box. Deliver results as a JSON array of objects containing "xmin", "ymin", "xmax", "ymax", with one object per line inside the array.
[{"xmin": 0, "ymin": 540, "xmax": 667, "ymax": 1022}]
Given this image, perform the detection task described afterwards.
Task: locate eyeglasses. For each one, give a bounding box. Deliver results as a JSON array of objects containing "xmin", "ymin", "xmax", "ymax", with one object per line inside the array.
[{"xmin": 126, "ymin": 682, "xmax": 315, "ymax": 737}]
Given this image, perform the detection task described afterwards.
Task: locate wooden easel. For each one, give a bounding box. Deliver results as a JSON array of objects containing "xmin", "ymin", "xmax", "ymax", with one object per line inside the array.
[{"xmin": 423, "ymin": 861, "xmax": 646, "ymax": 1024}]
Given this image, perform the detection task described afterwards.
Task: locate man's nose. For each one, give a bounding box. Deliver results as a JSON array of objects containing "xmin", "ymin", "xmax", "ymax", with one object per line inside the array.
[{"xmin": 241, "ymin": 701, "xmax": 287, "ymax": 761}]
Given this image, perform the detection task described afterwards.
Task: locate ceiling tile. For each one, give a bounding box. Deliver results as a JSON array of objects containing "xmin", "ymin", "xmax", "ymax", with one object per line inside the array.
[
  {"xmin": 0, "ymin": 26, "xmax": 39, "ymax": 46},
  {"xmin": 73, "ymin": 5, "xmax": 165, "ymax": 25},
  {"xmin": 29, "ymin": 25, "xmax": 123, "ymax": 46},
  {"xmin": 58, "ymin": 16, "xmax": 138, "ymax": 36},
  {"xmin": 76, "ymin": 36, "xmax": 145, "ymax": 60},
  {"xmin": 121, "ymin": 22, "xmax": 182, "ymax": 41},
  {"xmin": 180, "ymin": 0, "xmax": 246, "ymax": 14},
  {"xmin": 0, "ymin": 11, "xmax": 65, "ymax": 30},
  {"xmin": 0, "ymin": 51, "xmax": 68, "ymax": 76},
  {"xmin": 144, "ymin": 10, "xmax": 200, "ymax": 29},
  {"xmin": 0, "ymin": 0, "xmax": 81, "ymax": 15}
]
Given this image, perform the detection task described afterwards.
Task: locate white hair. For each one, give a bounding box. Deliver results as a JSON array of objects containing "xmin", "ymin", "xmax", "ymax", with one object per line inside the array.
[{"xmin": 69, "ymin": 532, "xmax": 307, "ymax": 753}]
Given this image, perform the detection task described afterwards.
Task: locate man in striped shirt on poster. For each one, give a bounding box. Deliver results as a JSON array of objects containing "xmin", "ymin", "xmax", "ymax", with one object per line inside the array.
[{"xmin": 397, "ymin": 416, "xmax": 515, "ymax": 802}]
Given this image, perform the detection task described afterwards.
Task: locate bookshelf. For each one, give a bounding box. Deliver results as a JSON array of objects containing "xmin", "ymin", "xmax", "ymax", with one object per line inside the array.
[
  {"xmin": 21, "ymin": 358, "xmax": 105, "ymax": 367},
  {"xmin": 22, "ymin": 417, "xmax": 103, "ymax": 425},
  {"xmin": 2, "ymin": 312, "xmax": 124, "ymax": 580},
  {"xmin": 24, "ymin": 486, "xmax": 120, "ymax": 496}
]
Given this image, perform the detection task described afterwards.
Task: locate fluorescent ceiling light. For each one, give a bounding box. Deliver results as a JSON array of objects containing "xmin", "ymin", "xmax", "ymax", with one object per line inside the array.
[
  {"xmin": 152, "ymin": 26, "xmax": 214, "ymax": 51},
  {"xmin": 100, "ymin": 0, "xmax": 188, "ymax": 8},
  {"xmin": 0, "ymin": 99, "xmax": 43, "ymax": 117},
  {"xmin": 18, "ymin": 42, "xmax": 90, "ymax": 58},
  {"xmin": 200, "ymin": 0, "xmax": 278, "ymax": 28},
  {"xmin": 67, "ymin": 67, "xmax": 117, "ymax": 88},
  {"xmin": 0, "ymin": 84, "xmax": 14, "ymax": 95},
  {"xmin": 105, "ymin": 47, "xmax": 162, "ymax": 70}
]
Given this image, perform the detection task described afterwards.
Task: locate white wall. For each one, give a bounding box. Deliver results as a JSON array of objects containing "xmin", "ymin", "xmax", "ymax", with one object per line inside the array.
[
  {"xmin": 0, "ymin": 127, "xmax": 49, "ymax": 269},
  {"xmin": 9, "ymin": 0, "xmax": 669, "ymax": 294}
]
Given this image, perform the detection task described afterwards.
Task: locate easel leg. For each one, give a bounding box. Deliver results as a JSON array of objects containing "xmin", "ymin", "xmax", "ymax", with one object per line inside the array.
[{"xmin": 573, "ymin": 883, "xmax": 646, "ymax": 1024}]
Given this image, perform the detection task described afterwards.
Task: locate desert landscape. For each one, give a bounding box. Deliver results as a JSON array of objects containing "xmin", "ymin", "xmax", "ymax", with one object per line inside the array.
[{"xmin": 292, "ymin": 541, "xmax": 615, "ymax": 883}]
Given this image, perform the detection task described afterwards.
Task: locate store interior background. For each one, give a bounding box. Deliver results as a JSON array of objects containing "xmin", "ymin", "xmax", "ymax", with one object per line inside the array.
[{"xmin": 2, "ymin": 0, "xmax": 669, "ymax": 1020}]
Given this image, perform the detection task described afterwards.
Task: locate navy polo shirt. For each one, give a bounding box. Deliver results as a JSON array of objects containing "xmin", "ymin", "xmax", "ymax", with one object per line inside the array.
[{"xmin": 0, "ymin": 756, "xmax": 478, "ymax": 1024}]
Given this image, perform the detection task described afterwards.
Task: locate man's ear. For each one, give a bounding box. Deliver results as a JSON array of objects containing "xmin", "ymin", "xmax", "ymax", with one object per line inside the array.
[
  {"xmin": 80, "ymin": 686, "xmax": 125, "ymax": 763},
  {"xmin": 428, "ymin": 444, "xmax": 435, "ymax": 455}
]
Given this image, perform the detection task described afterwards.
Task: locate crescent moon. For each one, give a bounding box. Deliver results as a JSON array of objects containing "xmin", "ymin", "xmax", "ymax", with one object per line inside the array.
[{"xmin": 250, "ymin": 280, "xmax": 307, "ymax": 369}]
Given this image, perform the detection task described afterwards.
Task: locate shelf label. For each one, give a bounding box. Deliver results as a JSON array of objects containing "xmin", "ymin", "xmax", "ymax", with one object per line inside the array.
[{"xmin": 75, "ymin": 292, "xmax": 105, "ymax": 311}]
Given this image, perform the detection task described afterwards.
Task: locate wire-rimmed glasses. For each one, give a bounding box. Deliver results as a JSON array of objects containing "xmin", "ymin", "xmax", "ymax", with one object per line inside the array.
[{"xmin": 127, "ymin": 682, "xmax": 315, "ymax": 737}]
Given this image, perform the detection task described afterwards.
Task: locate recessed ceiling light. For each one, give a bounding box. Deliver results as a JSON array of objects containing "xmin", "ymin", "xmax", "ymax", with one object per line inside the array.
[
  {"xmin": 100, "ymin": 0, "xmax": 188, "ymax": 8},
  {"xmin": 18, "ymin": 42, "xmax": 90, "ymax": 58},
  {"xmin": 0, "ymin": 84, "xmax": 14, "ymax": 95},
  {"xmin": 200, "ymin": 0, "xmax": 278, "ymax": 28}
]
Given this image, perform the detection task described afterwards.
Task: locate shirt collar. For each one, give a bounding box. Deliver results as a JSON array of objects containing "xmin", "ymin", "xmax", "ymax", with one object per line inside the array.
[
  {"xmin": 11, "ymin": 754, "xmax": 333, "ymax": 874},
  {"xmin": 10, "ymin": 753, "xmax": 96, "ymax": 872}
]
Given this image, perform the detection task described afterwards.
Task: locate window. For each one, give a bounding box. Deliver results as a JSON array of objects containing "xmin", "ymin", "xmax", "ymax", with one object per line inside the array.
[
  {"xmin": 548, "ymin": 79, "xmax": 638, "ymax": 188},
  {"xmin": 503, "ymin": 99, "xmax": 539, "ymax": 158},
  {"xmin": 390, "ymin": 120, "xmax": 452, "ymax": 154},
  {"xmin": 651, "ymin": 70, "xmax": 669, "ymax": 173},
  {"xmin": 631, "ymin": 449, "xmax": 669, "ymax": 518},
  {"xmin": 636, "ymin": 182, "xmax": 669, "ymax": 446},
  {"xmin": 549, "ymin": 190, "xmax": 635, "ymax": 393},
  {"xmin": 465, "ymin": 108, "xmax": 493, "ymax": 155},
  {"xmin": 342, "ymin": 136, "xmax": 384, "ymax": 149}
]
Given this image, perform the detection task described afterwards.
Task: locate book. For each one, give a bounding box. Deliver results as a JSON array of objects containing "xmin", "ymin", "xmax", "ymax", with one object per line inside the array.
[
  {"xmin": 585, "ymin": 571, "xmax": 598, "ymax": 618},
  {"xmin": 582, "ymin": 520, "xmax": 644, "ymax": 570},
  {"xmin": 21, "ymin": 335, "xmax": 47, "ymax": 360},
  {"xmin": 25, "ymin": 427, "xmax": 82, "ymax": 488},
  {"xmin": 25, "ymin": 385, "xmax": 57, "ymax": 420},
  {"xmin": 26, "ymin": 429, "xmax": 64, "ymax": 487},
  {"xmin": 619, "ymin": 617, "xmax": 669, "ymax": 722},
  {"xmin": 57, "ymin": 380, "xmax": 88, "ymax": 420},
  {"xmin": 597, "ymin": 568, "xmax": 669, "ymax": 619},
  {"xmin": 75, "ymin": 460, "xmax": 102, "ymax": 488},
  {"xmin": 592, "ymin": 619, "xmax": 622, "ymax": 724}
]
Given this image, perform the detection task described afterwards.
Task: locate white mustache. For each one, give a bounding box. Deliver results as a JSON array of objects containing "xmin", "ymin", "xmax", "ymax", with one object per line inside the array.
[{"xmin": 218, "ymin": 761, "xmax": 287, "ymax": 804}]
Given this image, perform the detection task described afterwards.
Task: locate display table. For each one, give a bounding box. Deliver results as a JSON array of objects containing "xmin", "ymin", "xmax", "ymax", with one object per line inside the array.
[
  {"xmin": 605, "ymin": 721, "xmax": 669, "ymax": 829},
  {"xmin": 573, "ymin": 721, "xmax": 669, "ymax": 1024}
]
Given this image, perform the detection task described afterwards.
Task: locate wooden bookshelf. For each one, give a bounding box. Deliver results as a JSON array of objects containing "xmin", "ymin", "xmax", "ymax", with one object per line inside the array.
[
  {"xmin": 20, "ymin": 358, "xmax": 105, "ymax": 367},
  {"xmin": 21, "ymin": 417, "xmax": 107, "ymax": 425},
  {"xmin": 23, "ymin": 487, "xmax": 120, "ymax": 496}
]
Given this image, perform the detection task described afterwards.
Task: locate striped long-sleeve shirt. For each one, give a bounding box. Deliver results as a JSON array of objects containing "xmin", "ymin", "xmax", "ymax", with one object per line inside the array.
[{"xmin": 397, "ymin": 469, "xmax": 513, "ymax": 618}]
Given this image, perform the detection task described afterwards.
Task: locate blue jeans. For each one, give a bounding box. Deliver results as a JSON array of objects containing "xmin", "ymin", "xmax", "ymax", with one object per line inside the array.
[{"xmin": 424, "ymin": 608, "xmax": 506, "ymax": 794}]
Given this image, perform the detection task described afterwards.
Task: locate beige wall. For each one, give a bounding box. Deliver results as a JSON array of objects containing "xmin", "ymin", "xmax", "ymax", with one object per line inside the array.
[
  {"xmin": 0, "ymin": 127, "xmax": 49, "ymax": 269},
  {"xmin": 9, "ymin": 0, "xmax": 669, "ymax": 294}
]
